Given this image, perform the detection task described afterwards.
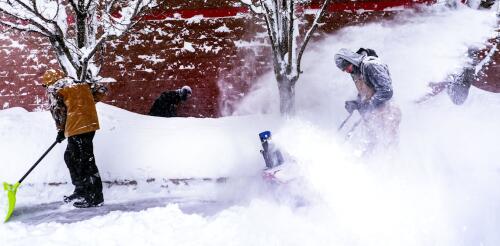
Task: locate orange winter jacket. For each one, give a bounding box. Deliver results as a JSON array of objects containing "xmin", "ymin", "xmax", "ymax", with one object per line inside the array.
[{"xmin": 47, "ymin": 78, "xmax": 106, "ymax": 137}]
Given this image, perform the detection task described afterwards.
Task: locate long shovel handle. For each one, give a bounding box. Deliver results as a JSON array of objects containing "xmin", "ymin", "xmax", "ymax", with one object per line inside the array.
[
  {"xmin": 18, "ymin": 140, "xmax": 58, "ymax": 184},
  {"xmin": 337, "ymin": 112, "xmax": 353, "ymax": 131},
  {"xmin": 345, "ymin": 119, "xmax": 362, "ymax": 141}
]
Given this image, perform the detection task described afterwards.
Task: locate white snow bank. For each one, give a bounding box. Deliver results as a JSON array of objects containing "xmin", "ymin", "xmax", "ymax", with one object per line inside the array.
[
  {"xmin": 0, "ymin": 103, "xmax": 282, "ymax": 183},
  {"xmin": 0, "ymin": 200, "xmax": 342, "ymax": 246}
]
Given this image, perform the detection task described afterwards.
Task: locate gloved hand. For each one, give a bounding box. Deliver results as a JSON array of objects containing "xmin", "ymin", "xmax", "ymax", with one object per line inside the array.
[
  {"xmin": 357, "ymin": 101, "xmax": 372, "ymax": 114},
  {"xmin": 344, "ymin": 100, "xmax": 360, "ymax": 114},
  {"xmin": 56, "ymin": 131, "xmax": 66, "ymax": 143}
]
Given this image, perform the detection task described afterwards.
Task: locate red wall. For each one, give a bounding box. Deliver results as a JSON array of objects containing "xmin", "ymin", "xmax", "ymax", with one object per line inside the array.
[
  {"xmin": 473, "ymin": 34, "xmax": 500, "ymax": 93},
  {"xmin": 8, "ymin": 0, "xmax": 497, "ymax": 118}
]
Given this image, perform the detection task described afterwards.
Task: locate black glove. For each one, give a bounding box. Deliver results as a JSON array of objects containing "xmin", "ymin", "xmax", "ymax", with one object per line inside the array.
[
  {"xmin": 56, "ymin": 131, "xmax": 66, "ymax": 143},
  {"xmin": 344, "ymin": 100, "xmax": 359, "ymax": 114}
]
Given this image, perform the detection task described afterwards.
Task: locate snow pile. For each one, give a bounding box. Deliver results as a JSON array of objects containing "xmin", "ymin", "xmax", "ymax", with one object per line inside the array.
[
  {"xmin": 1, "ymin": 5, "xmax": 500, "ymax": 246},
  {"xmin": 0, "ymin": 188, "xmax": 7, "ymax": 218},
  {"xmin": 0, "ymin": 104, "xmax": 282, "ymax": 183}
]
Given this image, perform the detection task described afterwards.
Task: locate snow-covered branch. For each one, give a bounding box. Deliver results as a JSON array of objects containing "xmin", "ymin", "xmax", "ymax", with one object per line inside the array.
[
  {"xmin": 0, "ymin": 19, "xmax": 49, "ymax": 35},
  {"xmin": 239, "ymin": 0, "xmax": 333, "ymax": 115},
  {"xmin": 296, "ymin": 0, "xmax": 332, "ymax": 75},
  {"xmin": 0, "ymin": 0, "xmax": 55, "ymax": 34},
  {"xmin": 1, "ymin": 0, "xmax": 157, "ymax": 80},
  {"xmin": 240, "ymin": 0, "xmax": 265, "ymax": 14}
]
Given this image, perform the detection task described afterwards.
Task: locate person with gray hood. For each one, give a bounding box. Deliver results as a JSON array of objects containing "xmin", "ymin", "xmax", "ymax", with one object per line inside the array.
[{"xmin": 334, "ymin": 48, "xmax": 401, "ymax": 153}]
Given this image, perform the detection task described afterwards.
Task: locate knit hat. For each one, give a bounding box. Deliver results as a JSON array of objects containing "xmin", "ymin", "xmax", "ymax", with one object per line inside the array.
[
  {"xmin": 181, "ymin": 85, "xmax": 192, "ymax": 95},
  {"xmin": 42, "ymin": 69, "xmax": 65, "ymax": 86},
  {"xmin": 179, "ymin": 85, "xmax": 192, "ymax": 101}
]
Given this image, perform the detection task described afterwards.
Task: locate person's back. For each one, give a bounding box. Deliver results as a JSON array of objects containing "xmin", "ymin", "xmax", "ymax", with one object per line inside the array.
[
  {"xmin": 149, "ymin": 91, "xmax": 181, "ymax": 117},
  {"xmin": 50, "ymin": 78, "xmax": 100, "ymax": 136},
  {"xmin": 149, "ymin": 86, "xmax": 192, "ymax": 117}
]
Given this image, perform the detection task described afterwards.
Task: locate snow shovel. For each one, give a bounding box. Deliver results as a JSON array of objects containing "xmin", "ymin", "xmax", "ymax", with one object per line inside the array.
[
  {"xmin": 3, "ymin": 140, "xmax": 58, "ymax": 223},
  {"xmin": 337, "ymin": 112, "xmax": 353, "ymax": 131},
  {"xmin": 345, "ymin": 118, "xmax": 362, "ymax": 141}
]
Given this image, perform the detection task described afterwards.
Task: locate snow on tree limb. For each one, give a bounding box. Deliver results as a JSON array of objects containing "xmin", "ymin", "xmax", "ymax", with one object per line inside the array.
[
  {"xmin": 0, "ymin": 0, "xmax": 157, "ymax": 81},
  {"xmin": 240, "ymin": 0, "xmax": 332, "ymax": 115},
  {"xmin": 0, "ymin": 17, "xmax": 49, "ymax": 36},
  {"xmin": 296, "ymin": 0, "xmax": 332, "ymax": 75},
  {"xmin": 240, "ymin": 0, "xmax": 265, "ymax": 14}
]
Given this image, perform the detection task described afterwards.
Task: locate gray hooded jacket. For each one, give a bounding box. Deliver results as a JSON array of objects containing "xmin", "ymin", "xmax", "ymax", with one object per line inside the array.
[{"xmin": 334, "ymin": 48, "xmax": 393, "ymax": 108}]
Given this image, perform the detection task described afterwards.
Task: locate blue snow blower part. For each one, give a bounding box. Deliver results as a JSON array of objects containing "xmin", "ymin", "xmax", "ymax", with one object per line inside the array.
[{"xmin": 259, "ymin": 131, "xmax": 271, "ymax": 142}]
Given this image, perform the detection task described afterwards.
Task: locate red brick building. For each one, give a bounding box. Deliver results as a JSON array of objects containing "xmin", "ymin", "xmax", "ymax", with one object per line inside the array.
[{"xmin": 0, "ymin": 0, "xmax": 497, "ymax": 117}]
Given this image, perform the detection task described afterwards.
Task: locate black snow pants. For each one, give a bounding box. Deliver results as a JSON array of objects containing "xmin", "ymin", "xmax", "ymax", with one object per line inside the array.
[{"xmin": 64, "ymin": 131, "xmax": 103, "ymax": 199}]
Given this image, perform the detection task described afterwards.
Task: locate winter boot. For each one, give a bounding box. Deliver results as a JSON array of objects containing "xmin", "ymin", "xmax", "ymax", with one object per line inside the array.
[
  {"xmin": 73, "ymin": 174, "xmax": 104, "ymax": 208},
  {"xmin": 73, "ymin": 192, "xmax": 104, "ymax": 208},
  {"xmin": 63, "ymin": 187, "xmax": 86, "ymax": 203}
]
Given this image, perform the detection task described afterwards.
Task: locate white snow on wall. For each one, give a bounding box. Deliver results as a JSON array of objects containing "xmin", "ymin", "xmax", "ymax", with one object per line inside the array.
[
  {"xmin": 138, "ymin": 55, "xmax": 166, "ymax": 65},
  {"xmin": 215, "ymin": 24, "xmax": 231, "ymax": 33},
  {"xmin": 186, "ymin": 15, "xmax": 204, "ymax": 24},
  {"xmin": 183, "ymin": 41, "xmax": 196, "ymax": 52},
  {"xmin": 233, "ymin": 40, "xmax": 268, "ymax": 48}
]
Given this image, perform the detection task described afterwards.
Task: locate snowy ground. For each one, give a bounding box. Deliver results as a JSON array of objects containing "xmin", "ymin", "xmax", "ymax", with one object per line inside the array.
[{"xmin": 1, "ymin": 4, "xmax": 500, "ymax": 246}]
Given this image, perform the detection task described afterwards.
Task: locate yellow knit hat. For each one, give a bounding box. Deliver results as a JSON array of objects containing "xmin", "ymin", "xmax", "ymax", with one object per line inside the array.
[{"xmin": 42, "ymin": 69, "xmax": 65, "ymax": 86}]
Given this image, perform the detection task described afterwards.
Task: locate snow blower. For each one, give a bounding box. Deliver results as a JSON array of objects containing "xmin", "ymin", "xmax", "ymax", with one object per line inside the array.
[{"xmin": 3, "ymin": 140, "xmax": 58, "ymax": 223}]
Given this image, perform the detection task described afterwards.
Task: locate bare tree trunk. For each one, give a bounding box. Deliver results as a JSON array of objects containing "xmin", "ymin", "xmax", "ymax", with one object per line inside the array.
[{"xmin": 277, "ymin": 75, "xmax": 296, "ymax": 116}]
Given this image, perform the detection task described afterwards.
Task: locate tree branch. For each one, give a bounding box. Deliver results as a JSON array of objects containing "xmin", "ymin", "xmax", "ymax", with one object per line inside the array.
[
  {"xmin": 296, "ymin": 0, "xmax": 331, "ymax": 76},
  {"xmin": 12, "ymin": 0, "xmax": 57, "ymax": 25},
  {"xmin": 286, "ymin": 0, "xmax": 294, "ymax": 73},
  {"xmin": 84, "ymin": 0, "xmax": 94, "ymax": 12},
  {"xmin": 240, "ymin": 0, "xmax": 264, "ymax": 14},
  {"xmin": 0, "ymin": 6, "xmax": 55, "ymax": 36},
  {"xmin": 79, "ymin": 0, "xmax": 155, "ymax": 80},
  {"xmin": 79, "ymin": 34, "xmax": 108, "ymax": 81},
  {"xmin": 260, "ymin": 0, "xmax": 278, "ymax": 49},
  {"xmin": 0, "ymin": 20, "xmax": 50, "ymax": 36}
]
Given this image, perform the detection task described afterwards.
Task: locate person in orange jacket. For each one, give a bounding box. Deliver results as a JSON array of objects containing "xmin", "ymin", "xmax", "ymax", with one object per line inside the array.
[{"xmin": 42, "ymin": 69, "xmax": 107, "ymax": 208}]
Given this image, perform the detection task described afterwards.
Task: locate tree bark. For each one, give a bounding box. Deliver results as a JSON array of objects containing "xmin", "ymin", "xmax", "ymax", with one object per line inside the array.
[{"xmin": 277, "ymin": 75, "xmax": 296, "ymax": 116}]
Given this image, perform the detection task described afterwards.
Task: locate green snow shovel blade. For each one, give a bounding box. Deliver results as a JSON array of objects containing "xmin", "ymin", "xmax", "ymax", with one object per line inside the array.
[
  {"xmin": 2, "ymin": 140, "xmax": 58, "ymax": 223},
  {"xmin": 3, "ymin": 182, "xmax": 20, "ymax": 223}
]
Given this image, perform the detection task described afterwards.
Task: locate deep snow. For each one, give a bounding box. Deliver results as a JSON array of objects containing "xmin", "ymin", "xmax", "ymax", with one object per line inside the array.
[{"xmin": 1, "ymin": 4, "xmax": 500, "ymax": 246}]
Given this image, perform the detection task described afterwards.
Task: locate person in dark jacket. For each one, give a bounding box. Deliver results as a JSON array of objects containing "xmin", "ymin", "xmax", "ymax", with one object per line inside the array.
[
  {"xmin": 42, "ymin": 69, "xmax": 107, "ymax": 208},
  {"xmin": 149, "ymin": 86, "xmax": 192, "ymax": 117},
  {"xmin": 334, "ymin": 48, "xmax": 401, "ymax": 153}
]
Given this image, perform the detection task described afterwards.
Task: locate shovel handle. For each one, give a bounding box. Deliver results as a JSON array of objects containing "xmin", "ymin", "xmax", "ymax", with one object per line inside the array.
[
  {"xmin": 337, "ymin": 112, "xmax": 353, "ymax": 131},
  {"xmin": 345, "ymin": 119, "xmax": 362, "ymax": 141},
  {"xmin": 18, "ymin": 140, "xmax": 58, "ymax": 184}
]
